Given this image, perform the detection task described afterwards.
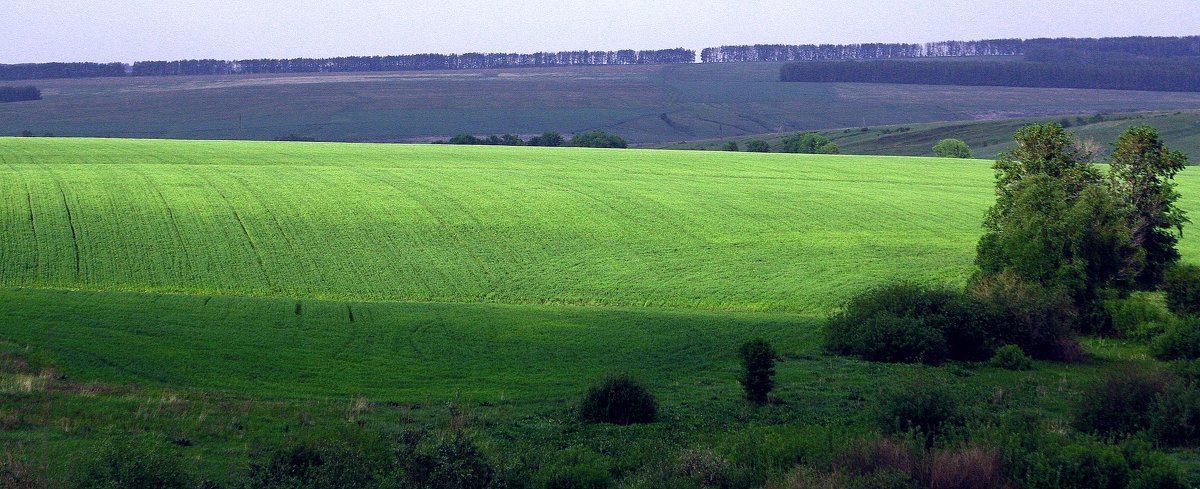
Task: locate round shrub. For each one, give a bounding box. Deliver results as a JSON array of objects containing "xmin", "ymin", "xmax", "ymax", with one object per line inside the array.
[
  {"xmin": 1163, "ymin": 264, "xmax": 1200, "ymax": 317},
  {"xmin": 990, "ymin": 345, "xmax": 1033, "ymax": 370},
  {"xmin": 579, "ymin": 374, "xmax": 657, "ymax": 425},
  {"xmin": 1074, "ymin": 367, "xmax": 1166, "ymax": 439},
  {"xmin": 825, "ymin": 283, "xmax": 994, "ymax": 365},
  {"xmin": 933, "ymin": 138, "xmax": 972, "ymax": 158},
  {"xmin": 1058, "ymin": 439, "xmax": 1130, "ymax": 489},
  {"xmin": 1150, "ymin": 316, "xmax": 1200, "ymax": 361}
]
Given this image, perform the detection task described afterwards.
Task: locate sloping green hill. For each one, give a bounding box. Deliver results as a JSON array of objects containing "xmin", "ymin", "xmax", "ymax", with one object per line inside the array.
[{"xmin": 3, "ymin": 138, "xmax": 1200, "ymax": 314}]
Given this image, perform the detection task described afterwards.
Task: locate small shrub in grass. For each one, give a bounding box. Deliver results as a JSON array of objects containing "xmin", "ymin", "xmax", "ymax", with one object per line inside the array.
[
  {"xmin": 738, "ymin": 338, "xmax": 776, "ymax": 405},
  {"xmin": 393, "ymin": 429, "xmax": 495, "ymax": 489},
  {"xmin": 1058, "ymin": 438, "xmax": 1130, "ymax": 489},
  {"xmin": 245, "ymin": 433, "xmax": 392, "ymax": 489},
  {"xmin": 848, "ymin": 470, "xmax": 920, "ymax": 489},
  {"xmin": 638, "ymin": 448, "xmax": 737, "ymax": 489},
  {"xmin": 1148, "ymin": 381, "xmax": 1200, "ymax": 447},
  {"xmin": 872, "ymin": 378, "xmax": 963, "ymax": 447},
  {"xmin": 989, "ymin": 345, "xmax": 1032, "ymax": 370},
  {"xmin": 74, "ymin": 435, "xmax": 196, "ymax": 489},
  {"xmin": 535, "ymin": 446, "xmax": 612, "ymax": 489},
  {"xmin": 1167, "ymin": 359, "xmax": 1200, "ymax": 384},
  {"xmin": 1163, "ymin": 264, "xmax": 1200, "ymax": 317},
  {"xmin": 579, "ymin": 374, "xmax": 657, "ymax": 425},
  {"xmin": 1074, "ymin": 367, "xmax": 1167, "ymax": 439},
  {"xmin": 1150, "ymin": 316, "xmax": 1200, "ymax": 360},
  {"xmin": 1121, "ymin": 438, "xmax": 1189, "ymax": 489}
]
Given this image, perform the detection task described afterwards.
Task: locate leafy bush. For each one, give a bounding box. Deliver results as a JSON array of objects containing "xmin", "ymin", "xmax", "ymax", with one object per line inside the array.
[
  {"xmin": 1121, "ymin": 439, "xmax": 1189, "ymax": 489},
  {"xmin": 1150, "ymin": 316, "xmax": 1200, "ymax": 360},
  {"xmin": 392, "ymin": 429, "xmax": 495, "ymax": 489},
  {"xmin": 1148, "ymin": 381, "xmax": 1200, "ymax": 447},
  {"xmin": 825, "ymin": 283, "xmax": 993, "ymax": 364},
  {"xmin": 1163, "ymin": 263, "xmax": 1200, "ymax": 317},
  {"xmin": 989, "ymin": 345, "xmax": 1032, "ymax": 370},
  {"xmin": 1105, "ymin": 293, "xmax": 1173, "ymax": 340},
  {"xmin": 738, "ymin": 339, "xmax": 776, "ymax": 404},
  {"xmin": 1058, "ymin": 438, "xmax": 1130, "ymax": 489},
  {"xmin": 535, "ymin": 446, "xmax": 612, "ymax": 489},
  {"xmin": 528, "ymin": 132, "xmax": 565, "ymax": 147},
  {"xmin": 872, "ymin": 378, "xmax": 963, "ymax": 446},
  {"xmin": 969, "ymin": 272, "xmax": 1081, "ymax": 361},
  {"xmin": 579, "ymin": 374, "xmax": 657, "ymax": 425},
  {"xmin": 932, "ymin": 139, "xmax": 972, "ymax": 158},
  {"xmin": 722, "ymin": 141, "xmax": 739, "ymax": 152},
  {"xmin": 73, "ymin": 435, "xmax": 196, "ymax": 489},
  {"xmin": 745, "ymin": 140, "xmax": 770, "ymax": 153},
  {"xmin": 1074, "ymin": 367, "xmax": 1166, "ymax": 439},
  {"xmin": 1166, "ymin": 359, "xmax": 1200, "ymax": 384},
  {"xmin": 569, "ymin": 131, "xmax": 627, "ymax": 149},
  {"xmin": 245, "ymin": 434, "xmax": 392, "ymax": 489}
]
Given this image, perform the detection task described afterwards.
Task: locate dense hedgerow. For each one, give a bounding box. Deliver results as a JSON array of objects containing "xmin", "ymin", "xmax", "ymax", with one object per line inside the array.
[
  {"xmin": 824, "ymin": 283, "xmax": 994, "ymax": 364},
  {"xmin": 580, "ymin": 374, "xmax": 657, "ymax": 425},
  {"xmin": 245, "ymin": 436, "xmax": 393, "ymax": 489}
]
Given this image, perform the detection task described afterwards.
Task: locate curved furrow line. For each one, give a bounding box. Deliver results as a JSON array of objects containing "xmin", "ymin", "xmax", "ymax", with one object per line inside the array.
[
  {"xmin": 2, "ymin": 156, "xmax": 39, "ymax": 279},
  {"xmin": 189, "ymin": 168, "xmax": 278, "ymax": 293},
  {"xmin": 41, "ymin": 165, "xmax": 83, "ymax": 281},
  {"xmin": 301, "ymin": 167, "xmax": 433, "ymax": 299},
  {"xmin": 369, "ymin": 169, "xmax": 495, "ymax": 283}
]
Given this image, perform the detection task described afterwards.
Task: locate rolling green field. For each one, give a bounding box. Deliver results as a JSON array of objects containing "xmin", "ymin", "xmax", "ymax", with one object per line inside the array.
[
  {"xmin": 4, "ymin": 63, "xmax": 1200, "ymax": 144},
  {"xmin": 2, "ymin": 138, "xmax": 1199, "ymax": 484}
]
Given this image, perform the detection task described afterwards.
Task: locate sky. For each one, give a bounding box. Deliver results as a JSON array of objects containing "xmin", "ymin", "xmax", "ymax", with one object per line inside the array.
[{"xmin": 2, "ymin": 0, "xmax": 1199, "ymax": 64}]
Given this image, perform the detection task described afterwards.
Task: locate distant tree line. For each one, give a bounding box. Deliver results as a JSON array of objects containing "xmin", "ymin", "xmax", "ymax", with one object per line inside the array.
[
  {"xmin": 703, "ymin": 35, "xmax": 1200, "ymax": 63},
  {"xmin": 0, "ymin": 49, "xmax": 695, "ymax": 80},
  {"xmin": 779, "ymin": 58, "xmax": 1200, "ymax": 92},
  {"xmin": 0, "ymin": 62, "xmax": 126, "ymax": 81},
  {"xmin": 0, "ymin": 85, "xmax": 40, "ymax": 102},
  {"xmin": 442, "ymin": 131, "xmax": 627, "ymax": 148}
]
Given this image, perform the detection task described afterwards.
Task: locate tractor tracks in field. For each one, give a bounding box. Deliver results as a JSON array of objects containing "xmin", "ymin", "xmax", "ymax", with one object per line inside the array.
[
  {"xmin": 40, "ymin": 164, "xmax": 82, "ymax": 280},
  {"xmin": 190, "ymin": 169, "xmax": 278, "ymax": 294},
  {"xmin": 2, "ymin": 157, "xmax": 39, "ymax": 277}
]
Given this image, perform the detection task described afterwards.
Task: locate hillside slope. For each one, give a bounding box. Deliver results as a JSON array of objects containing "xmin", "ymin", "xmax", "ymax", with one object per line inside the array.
[
  {"xmin": 3, "ymin": 138, "xmax": 1199, "ymax": 314},
  {"xmin": 3, "ymin": 63, "xmax": 1200, "ymax": 144}
]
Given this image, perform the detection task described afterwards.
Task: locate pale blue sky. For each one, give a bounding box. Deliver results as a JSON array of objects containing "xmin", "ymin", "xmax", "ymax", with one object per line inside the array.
[{"xmin": 2, "ymin": 0, "xmax": 1198, "ymax": 63}]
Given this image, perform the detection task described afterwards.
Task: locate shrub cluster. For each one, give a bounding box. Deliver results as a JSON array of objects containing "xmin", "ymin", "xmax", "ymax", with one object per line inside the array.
[
  {"xmin": 989, "ymin": 345, "xmax": 1032, "ymax": 371},
  {"xmin": 1074, "ymin": 367, "xmax": 1200, "ymax": 447},
  {"xmin": 579, "ymin": 374, "xmax": 657, "ymax": 425},
  {"xmin": 872, "ymin": 377, "xmax": 964, "ymax": 446},
  {"xmin": 825, "ymin": 282, "xmax": 1012, "ymax": 361},
  {"xmin": 1150, "ymin": 317, "xmax": 1200, "ymax": 361}
]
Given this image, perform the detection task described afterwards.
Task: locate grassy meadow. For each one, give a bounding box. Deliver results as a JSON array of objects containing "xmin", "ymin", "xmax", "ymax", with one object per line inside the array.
[
  {"xmin": 4, "ymin": 63, "xmax": 1200, "ymax": 144},
  {"xmin": 2, "ymin": 138, "xmax": 1199, "ymax": 485}
]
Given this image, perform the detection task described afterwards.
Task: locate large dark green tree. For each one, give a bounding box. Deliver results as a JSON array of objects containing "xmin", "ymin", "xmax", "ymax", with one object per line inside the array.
[
  {"xmin": 1107, "ymin": 125, "xmax": 1189, "ymax": 288},
  {"xmin": 977, "ymin": 123, "xmax": 1137, "ymax": 333}
]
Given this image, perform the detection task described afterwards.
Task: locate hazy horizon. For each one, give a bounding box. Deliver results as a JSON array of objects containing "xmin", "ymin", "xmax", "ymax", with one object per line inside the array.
[{"xmin": 2, "ymin": 0, "xmax": 1199, "ymax": 64}]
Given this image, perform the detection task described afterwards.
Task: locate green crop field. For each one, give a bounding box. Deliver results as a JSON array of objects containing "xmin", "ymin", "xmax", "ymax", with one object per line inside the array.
[
  {"xmin": 4, "ymin": 63, "xmax": 1200, "ymax": 144},
  {"xmin": 3, "ymin": 137, "xmax": 1199, "ymax": 484}
]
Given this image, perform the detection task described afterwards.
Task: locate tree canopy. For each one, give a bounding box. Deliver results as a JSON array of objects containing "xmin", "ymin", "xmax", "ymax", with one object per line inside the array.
[{"xmin": 933, "ymin": 139, "xmax": 972, "ymax": 158}]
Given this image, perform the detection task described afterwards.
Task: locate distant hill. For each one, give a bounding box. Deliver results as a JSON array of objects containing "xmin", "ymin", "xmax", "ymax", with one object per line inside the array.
[
  {"xmin": 656, "ymin": 110, "xmax": 1200, "ymax": 161},
  {"xmin": 3, "ymin": 63, "xmax": 1200, "ymax": 144}
]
